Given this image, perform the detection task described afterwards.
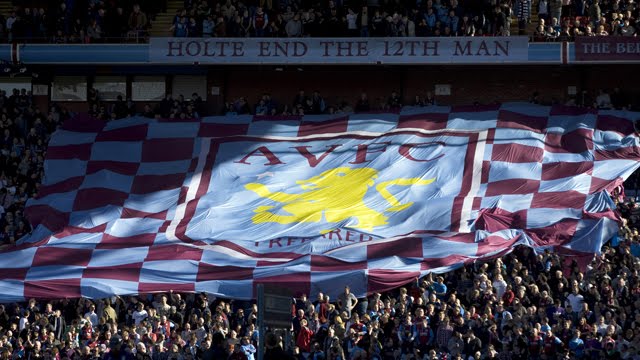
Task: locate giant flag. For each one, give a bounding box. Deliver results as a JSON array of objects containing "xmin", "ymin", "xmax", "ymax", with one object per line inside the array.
[{"xmin": 1, "ymin": 103, "xmax": 639, "ymax": 302}]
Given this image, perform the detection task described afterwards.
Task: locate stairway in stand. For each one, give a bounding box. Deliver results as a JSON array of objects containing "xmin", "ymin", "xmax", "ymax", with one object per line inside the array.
[
  {"xmin": 510, "ymin": 1, "xmax": 540, "ymax": 36},
  {"xmin": 149, "ymin": 0, "xmax": 183, "ymax": 38}
]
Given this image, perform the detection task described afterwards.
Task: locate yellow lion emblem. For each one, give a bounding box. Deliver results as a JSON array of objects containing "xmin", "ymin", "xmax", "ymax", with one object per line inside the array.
[{"xmin": 244, "ymin": 167, "xmax": 434, "ymax": 231}]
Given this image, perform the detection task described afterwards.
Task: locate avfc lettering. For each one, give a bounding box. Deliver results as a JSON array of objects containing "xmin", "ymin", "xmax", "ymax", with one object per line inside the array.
[{"xmin": 234, "ymin": 142, "xmax": 445, "ymax": 166}]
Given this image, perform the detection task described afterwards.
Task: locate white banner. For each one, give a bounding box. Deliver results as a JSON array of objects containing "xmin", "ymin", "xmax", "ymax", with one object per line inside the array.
[{"xmin": 149, "ymin": 37, "xmax": 529, "ymax": 65}]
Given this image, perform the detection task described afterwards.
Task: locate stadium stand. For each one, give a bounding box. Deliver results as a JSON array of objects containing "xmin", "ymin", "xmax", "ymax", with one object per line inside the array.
[
  {"xmin": 1, "ymin": 86, "xmax": 639, "ymax": 359},
  {"xmin": 0, "ymin": 0, "xmax": 639, "ymax": 358},
  {"xmin": 0, "ymin": 0, "xmax": 637, "ymax": 42}
]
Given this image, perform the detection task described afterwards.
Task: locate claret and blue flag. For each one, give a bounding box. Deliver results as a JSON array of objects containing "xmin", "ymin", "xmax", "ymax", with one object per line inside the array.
[{"xmin": 1, "ymin": 103, "xmax": 640, "ymax": 301}]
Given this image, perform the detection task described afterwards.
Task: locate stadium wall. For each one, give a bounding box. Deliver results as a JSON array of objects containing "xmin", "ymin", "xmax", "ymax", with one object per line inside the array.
[{"xmin": 15, "ymin": 64, "xmax": 640, "ymax": 114}]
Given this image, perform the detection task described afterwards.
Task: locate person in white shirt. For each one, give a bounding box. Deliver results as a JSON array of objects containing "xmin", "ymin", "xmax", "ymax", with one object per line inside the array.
[
  {"xmin": 132, "ymin": 303, "xmax": 148, "ymax": 326},
  {"xmin": 492, "ymin": 274, "xmax": 508, "ymax": 299},
  {"xmin": 566, "ymin": 288, "xmax": 584, "ymax": 312},
  {"xmin": 346, "ymin": 8, "xmax": 358, "ymax": 36},
  {"xmin": 596, "ymin": 89, "xmax": 612, "ymax": 109},
  {"xmin": 84, "ymin": 304, "xmax": 98, "ymax": 328},
  {"xmin": 154, "ymin": 294, "xmax": 171, "ymax": 317},
  {"xmin": 19, "ymin": 311, "xmax": 29, "ymax": 331},
  {"xmin": 6, "ymin": 12, "xmax": 16, "ymax": 42}
]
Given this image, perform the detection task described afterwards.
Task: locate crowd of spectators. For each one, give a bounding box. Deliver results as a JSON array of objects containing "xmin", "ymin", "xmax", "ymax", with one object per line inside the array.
[
  {"xmin": 167, "ymin": 0, "xmax": 516, "ymax": 38},
  {"xmin": 0, "ymin": 87, "xmax": 209, "ymax": 248},
  {"xmin": 1, "ymin": 86, "xmax": 640, "ymax": 360},
  {"xmin": 87, "ymin": 91, "xmax": 205, "ymax": 122},
  {"xmin": 0, "ymin": 88, "xmax": 67, "ymax": 247},
  {"xmin": 1, "ymin": 1, "xmax": 160, "ymax": 43},
  {"xmin": 531, "ymin": 0, "xmax": 639, "ymax": 42},
  {"xmin": 1, "ymin": 0, "xmax": 638, "ymax": 42},
  {"xmin": 0, "ymin": 204, "xmax": 640, "ymax": 359},
  {"xmin": 222, "ymin": 87, "xmax": 638, "ymax": 117},
  {"xmin": 164, "ymin": 0, "xmax": 640, "ymax": 39}
]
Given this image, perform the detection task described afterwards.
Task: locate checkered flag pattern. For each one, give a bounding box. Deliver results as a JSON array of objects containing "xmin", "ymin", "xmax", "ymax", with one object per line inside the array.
[{"xmin": 0, "ymin": 103, "xmax": 638, "ymax": 302}]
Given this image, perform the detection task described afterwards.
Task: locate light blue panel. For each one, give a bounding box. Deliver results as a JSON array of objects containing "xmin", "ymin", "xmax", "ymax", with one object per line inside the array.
[
  {"xmin": 123, "ymin": 188, "xmax": 181, "ymax": 212},
  {"xmin": 196, "ymin": 280, "xmax": 254, "ymax": 300},
  {"xmin": 140, "ymin": 260, "xmax": 199, "ymax": 283},
  {"xmin": 50, "ymin": 130, "xmax": 97, "ymax": 146},
  {"xmin": 44, "ymin": 159, "xmax": 86, "ymax": 184},
  {"xmin": 80, "ymin": 170, "xmax": 134, "ymax": 193},
  {"xmin": 89, "ymin": 248, "xmax": 150, "ymax": 267},
  {"xmin": 488, "ymin": 161, "xmax": 542, "ymax": 182},
  {"xmin": 47, "ymin": 232, "xmax": 105, "ymax": 249},
  {"xmin": 81, "ymin": 279, "xmax": 140, "ymax": 299},
  {"xmin": 26, "ymin": 265, "xmax": 85, "ymax": 281},
  {"xmin": 91, "ymin": 141, "xmax": 143, "ymax": 162},
  {"xmin": 69, "ymin": 206, "xmax": 123, "ymax": 228},
  {"xmin": 148, "ymin": 121, "xmax": 200, "ymax": 138},
  {"xmin": 137, "ymin": 159, "xmax": 191, "ymax": 175},
  {"xmin": 526, "ymin": 208, "xmax": 581, "ymax": 228},
  {"xmin": 107, "ymin": 218, "xmax": 164, "ymax": 237}
]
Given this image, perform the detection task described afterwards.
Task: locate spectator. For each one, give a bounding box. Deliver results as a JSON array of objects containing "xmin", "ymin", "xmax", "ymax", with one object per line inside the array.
[
  {"xmin": 187, "ymin": 17, "xmax": 199, "ymax": 37},
  {"xmin": 533, "ymin": 24, "xmax": 547, "ymax": 41},
  {"xmin": 539, "ymin": 0, "xmax": 549, "ymax": 23},
  {"xmin": 128, "ymin": 4, "xmax": 148, "ymax": 37},
  {"xmin": 86, "ymin": 20, "xmax": 102, "ymax": 42},
  {"xmin": 424, "ymin": 91, "xmax": 437, "ymax": 106},
  {"xmin": 337, "ymin": 286, "xmax": 358, "ymax": 319},
  {"xmin": 549, "ymin": 0, "xmax": 563, "ymax": 28},
  {"xmin": 253, "ymin": 8, "xmax": 269, "ymax": 37},
  {"xmin": 346, "ymin": 8, "xmax": 359, "ymax": 36},
  {"xmin": 5, "ymin": 12, "xmax": 16, "ymax": 42},
  {"xmin": 621, "ymin": 19, "xmax": 636, "ymax": 36},
  {"xmin": 387, "ymin": 91, "xmax": 402, "ymax": 110},
  {"xmin": 240, "ymin": 10, "xmax": 254, "ymax": 37},
  {"xmin": 171, "ymin": 16, "xmax": 188, "ymax": 37},
  {"xmin": 589, "ymin": 0, "xmax": 602, "ymax": 28},
  {"xmin": 285, "ymin": 14, "xmax": 303, "ymax": 37},
  {"xmin": 596, "ymin": 24, "xmax": 609, "ymax": 36},
  {"xmin": 595, "ymin": 89, "xmax": 612, "ymax": 109},
  {"xmin": 355, "ymin": 93, "xmax": 370, "ymax": 112},
  {"xmin": 202, "ymin": 15, "xmax": 214, "ymax": 37},
  {"xmin": 215, "ymin": 16, "xmax": 227, "ymax": 37}
]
